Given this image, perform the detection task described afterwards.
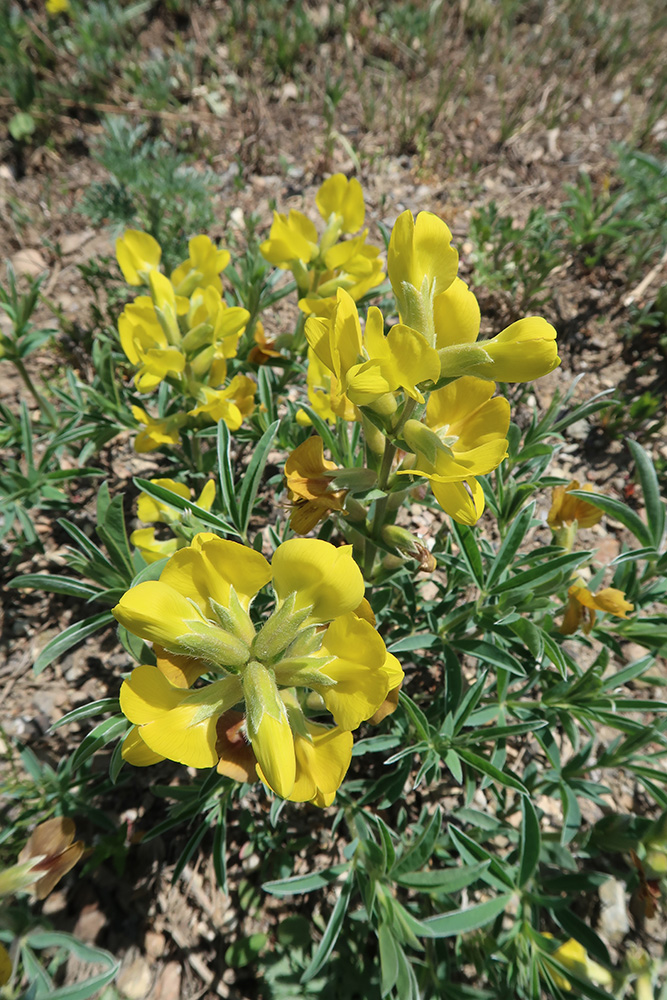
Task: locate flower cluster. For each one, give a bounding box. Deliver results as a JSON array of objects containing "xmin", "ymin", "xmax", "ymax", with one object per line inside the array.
[
  {"xmin": 130, "ymin": 478, "xmax": 216, "ymax": 563},
  {"xmin": 260, "ymin": 173, "xmax": 384, "ymax": 317},
  {"xmin": 113, "ymin": 535, "xmax": 403, "ymax": 805},
  {"xmin": 294, "ymin": 208, "xmax": 559, "ymax": 526},
  {"xmin": 116, "ymin": 231, "xmax": 256, "ymax": 452}
]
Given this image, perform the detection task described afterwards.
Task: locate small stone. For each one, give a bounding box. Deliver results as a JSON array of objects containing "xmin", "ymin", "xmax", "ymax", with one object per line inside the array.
[
  {"xmin": 73, "ymin": 903, "xmax": 107, "ymax": 943},
  {"xmin": 598, "ymin": 877, "xmax": 629, "ymax": 944},
  {"xmin": 116, "ymin": 951, "xmax": 153, "ymax": 1000},
  {"xmin": 153, "ymin": 962, "xmax": 181, "ymax": 1000},
  {"xmin": 11, "ymin": 248, "xmax": 47, "ymax": 277},
  {"xmin": 144, "ymin": 930, "xmax": 166, "ymax": 959}
]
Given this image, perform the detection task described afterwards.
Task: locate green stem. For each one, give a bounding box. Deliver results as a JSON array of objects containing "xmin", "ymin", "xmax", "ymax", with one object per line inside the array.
[
  {"xmin": 362, "ymin": 397, "xmax": 419, "ymax": 580},
  {"xmin": 13, "ymin": 358, "xmax": 57, "ymax": 427}
]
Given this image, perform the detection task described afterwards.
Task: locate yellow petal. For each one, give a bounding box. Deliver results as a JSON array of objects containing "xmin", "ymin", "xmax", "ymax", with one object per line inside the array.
[
  {"xmin": 316, "ymin": 614, "xmax": 395, "ymax": 729},
  {"xmin": 290, "ymin": 723, "xmax": 353, "ymax": 803},
  {"xmin": 388, "ymin": 210, "xmax": 458, "ymax": 302},
  {"xmin": 113, "ymin": 581, "xmax": 210, "ymax": 648},
  {"xmin": 121, "ymin": 726, "xmax": 165, "ymax": 766},
  {"xmin": 431, "ymin": 478, "xmax": 485, "ymax": 525},
  {"xmin": 271, "ymin": 539, "xmax": 364, "ymax": 622},
  {"xmin": 116, "ymin": 230, "xmax": 161, "ymax": 285},
  {"xmin": 433, "ymin": 277, "xmax": 481, "ymax": 348},
  {"xmin": 243, "ymin": 661, "xmax": 296, "ymax": 798},
  {"xmin": 478, "ymin": 317, "xmax": 560, "ymax": 382},
  {"xmin": 316, "ymin": 174, "xmax": 365, "ymax": 232}
]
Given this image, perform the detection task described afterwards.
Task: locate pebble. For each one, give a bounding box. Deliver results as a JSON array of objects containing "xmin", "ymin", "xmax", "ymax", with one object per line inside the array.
[{"xmin": 598, "ymin": 877, "xmax": 629, "ymax": 944}]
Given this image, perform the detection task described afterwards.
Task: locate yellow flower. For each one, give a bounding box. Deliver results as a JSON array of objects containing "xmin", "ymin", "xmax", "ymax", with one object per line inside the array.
[
  {"xmin": 119, "ymin": 298, "xmax": 186, "ymax": 392},
  {"xmin": 398, "ymin": 376, "xmax": 510, "ymax": 525},
  {"xmin": 187, "ymin": 374, "xmax": 256, "ymax": 430},
  {"xmin": 305, "ymin": 288, "xmax": 439, "ymax": 409},
  {"xmin": 316, "ymin": 174, "xmax": 365, "ymax": 234},
  {"xmin": 130, "ymin": 529, "xmax": 181, "ymax": 564},
  {"xmin": 136, "ymin": 478, "xmax": 215, "ymax": 525},
  {"xmin": 548, "ymin": 480, "xmax": 602, "ymax": 530},
  {"xmin": 261, "ymin": 176, "xmax": 384, "ymax": 307},
  {"xmin": 171, "ymin": 235, "xmax": 231, "ymax": 296},
  {"xmin": 131, "ymin": 406, "xmax": 187, "ymax": 453},
  {"xmin": 543, "ymin": 935, "xmax": 613, "ymax": 991},
  {"xmin": 248, "ymin": 320, "xmax": 281, "ymax": 364},
  {"xmin": 387, "ymin": 210, "xmax": 459, "ymax": 342},
  {"xmin": 116, "ymin": 230, "xmax": 161, "ymax": 286},
  {"xmin": 560, "ymin": 581, "xmax": 634, "ymax": 635},
  {"xmin": 285, "ymin": 437, "xmax": 347, "ymax": 534},
  {"xmin": 113, "ymin": 535, "xmax": 402, "ymax": 802},
  {"xmin": 435, "ymin": 278, "xmax": 560, "ymax": 382},
  {"xmin": 260, "ymin": 210, "xmax": 319, "ymax": 270},
  {"xmin": 299, "ymin": 241, "xmax": 385, "ymax": 316},
  {"xmin": 305, "ymin": 347, "xmax": 359, "ymax": 423},
  {"xmin": 131, "ymin": 479, "xmax": 216, "ymax": 562},
  {"xmin": 182, "ymin": 285, "xmax": 250, "ymax": 364}
]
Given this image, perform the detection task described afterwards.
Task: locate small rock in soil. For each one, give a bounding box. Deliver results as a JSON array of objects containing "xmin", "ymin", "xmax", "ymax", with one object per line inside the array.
[{"xmin": 598, "ymin": 877, "xmax": 630, "ymax": 944}]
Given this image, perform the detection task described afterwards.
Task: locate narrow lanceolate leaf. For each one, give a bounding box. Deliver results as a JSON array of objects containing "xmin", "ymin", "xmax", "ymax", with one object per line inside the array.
[
  {"xmin": 422, "ymin": 893, "xmax": 513, "ymax": 937},
  {"xmin": 8, "ymin": 575, "xmax": 102, "ymax": 599},
  {"xmin": 518, "ymin": 796, "xmax": 541, "ymax": 887},
  {"xmin": 628, "ymin": 439, "xmax": 665, "ymax": 548},
  {"xmin": 392, "ymin": 807, "xmax": 442, "ymax": 877},
  {"xmin": 486, "ymin": 502, "xmax": 535, "ymax": 588},
  {"xmin": 50, "ymin": 698, "xmax": 121, "ymax": 732},
  {"xmin": 395, "ymin": 860, "xmax": 491, "ymax": 892},
  {"xmin": 450, "ymin": 521, "xmax": 485, "ymax": 588},
  {"xmin": 132, "ymin": 477, "xmax": 238, "ymax": 536},
  {"xmin": 70, "ymin": 715, "xmax": 130, "ymax": 772},
  {"xmin": 33, "ymin": 611, "xmax": 115, "ymax": 675},
  {"xmin": 238, "ymin": 418, "xmax": 280, "ymax": 534},
  {"xmin": 567, "ymin": 490, "xmax": 653, "ymax": 548},
  {"xmin": 22, "ymin": 931, "xmax": 120, "ymax": 1000},
  {"xmin": 263, "ymin": 865, "xmax": 349, "ymax": 897},
  {"xmin": 300, "ymin": 872, "xmax": 354, "ymax": 983},
  {"xmin": 216, "ymin": 420, "xmax": 241, "ymax": 529},
  {"xmin": 378, "ymin": 924, "xmax": 400, "ymax": 997},
  {"xmin": 458, "ymin": 749, "xmax": 527, "ymax": 794}
]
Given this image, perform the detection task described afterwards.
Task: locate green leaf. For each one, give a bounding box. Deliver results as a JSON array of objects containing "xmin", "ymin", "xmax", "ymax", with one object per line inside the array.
[
  {"xmin": 50, "ymin": 698, "xmax": 121, "ymax": 731},
  {"xmin": 300, "ymin": 872, "xmax": 354, "ymax": 982},
  {"xmin": 238, "ymin": 418, "xmax": 280, "ymax": 534},
  {"xmin": 217, "ymin": 420, "xmax": 242, "ymax": 529},
  {"xmin": 388, "ymin": 632, "xmax": 441, "ymax": 653},
  {"xmin": 454, "ymin": 639, "xmax": 525, "ymax": 677},
  {"xmin": 423, "ymin": 893, "xmax": 513, "ymax": 937},
  {"xmin": 490, "ymin": 551, "xmax": 588, "ymax": 596},
  {"xmin": 486, "ymin": 503, "xmax": 535, "ymax": 587},
  {"xmin": 567, "ymin": 490, "xmax": 653, "ymax": 548},
  {"xmin": 263, "ymin": 865, "xmax": 349, "ymax": 897},
  {"xmin": 458, "ymin": 749, "xmax": 527, "ymax": 794},
  {"xmin": 560, "ymin": 783, "xmax": 582, "ymax": 845},
  {"xmin": 33, "ymin": 611, "xmax": 115, "ymax": 675},
  {"xmin": 8, "ymin": 574, "xmax": 101, "ymax": 599},
  {"xmin": 628, "ymin": 439, "xmax": 665, "ymax": 548},
  {"xmin": 70, "ymin": 715, "xmax": 130, "ymax": 772},
  {"xmin": 450, "ymin": 521, "xmax": 485, "ymax": 588},
  {"xmin": 378, "ymin": 924, "xmax": 400, "ymax": 997},
  {"xmin": 9, "ymin": 111, "xmax": 36, "ymax": 141},
  {"xmin": 518, "ymin": 797, "xmax": 541, "ymax": 887},
  {"xmin": 133, "ymin": 477, "xmax": 238, "ymax": 536},
  {"xmin": 24, "ymin": 931, "xmax": 119, "ymax": 1000},
  {"xmin": 395, "ymin": 860, "xmax": 491, "ymax": 892},
  {"xmin": 96, "ymin": 490, "xmax": 134, "ymax": 580},
  {"xmin": 392, "ymin": 807, "xmax": 442, "ymax": 877}
]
